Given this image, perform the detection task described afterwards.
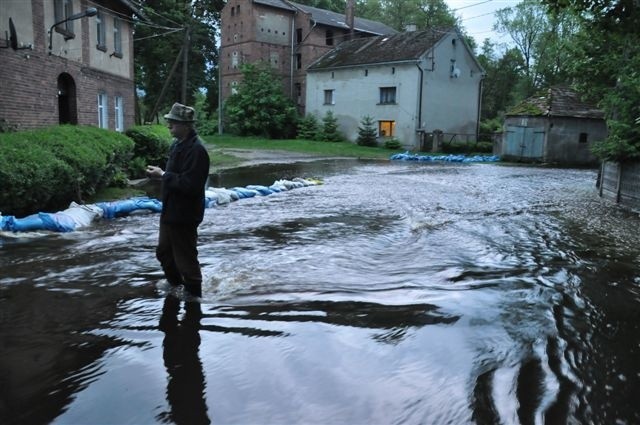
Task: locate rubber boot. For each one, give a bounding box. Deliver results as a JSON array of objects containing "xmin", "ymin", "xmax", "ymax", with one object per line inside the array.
[{"xmin": 183, "ymin": 281, "xmax": 202, "ymax": 299}]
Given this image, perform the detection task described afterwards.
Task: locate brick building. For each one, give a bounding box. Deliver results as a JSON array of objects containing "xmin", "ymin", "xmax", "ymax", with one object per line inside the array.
[
  {"xmin": 0, "ymin": 0, "xmax": 141, "ymax": 131},
  {"xmin": 219, "ymin": 0, "xmax": 396, "ymax": 116}
]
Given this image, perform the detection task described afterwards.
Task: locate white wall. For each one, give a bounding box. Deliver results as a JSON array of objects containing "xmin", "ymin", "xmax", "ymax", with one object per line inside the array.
[{"xmin": 305, "ymin": 32, "xmax": 484, "ymax": 149}]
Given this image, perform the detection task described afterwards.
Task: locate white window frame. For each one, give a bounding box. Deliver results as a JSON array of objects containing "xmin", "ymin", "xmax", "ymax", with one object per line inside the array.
[
  {"xmin": 98, "ymin": 93, "xmax": 108, "ymax": 129},
  {"xmin": 379, "ymin": 87, "xmax": 396, "ymax": 104},
  {"xmin": 324, "ymin": 89, "xmax": 334, "ymax": 105},
  {"xmin": 114, "ymin": 96, "xmax": 124, "ymax": 132}
]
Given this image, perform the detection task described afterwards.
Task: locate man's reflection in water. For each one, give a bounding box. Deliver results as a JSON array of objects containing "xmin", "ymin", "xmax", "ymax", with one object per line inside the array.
[{"xmin": 158, "ymin": 295, "xmax": 210, "ymax": 425}]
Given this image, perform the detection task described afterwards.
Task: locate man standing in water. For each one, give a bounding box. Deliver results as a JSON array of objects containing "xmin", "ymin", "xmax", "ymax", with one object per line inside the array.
[{"xmin": 146, "ymin": 102, "xmax": 210, "ymax": 298}]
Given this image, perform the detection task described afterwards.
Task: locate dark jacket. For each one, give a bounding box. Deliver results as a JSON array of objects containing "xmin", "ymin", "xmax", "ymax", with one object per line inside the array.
[{"xmin": 161, "ymin": 130, "xmax": 210, "ymax": 224}]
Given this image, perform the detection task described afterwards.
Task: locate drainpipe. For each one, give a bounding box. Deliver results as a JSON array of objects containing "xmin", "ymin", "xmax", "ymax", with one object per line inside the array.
[
  {"xmin": 476, "ymin": 76, "xmax": 484, "ymax": 142},
  {"xmin": 290, "ymin": 9, "xmax": 296, "ymax": 100},
  {"xmin": 415, "ymin": 62, "xmax": 424, "ymax": 132}
]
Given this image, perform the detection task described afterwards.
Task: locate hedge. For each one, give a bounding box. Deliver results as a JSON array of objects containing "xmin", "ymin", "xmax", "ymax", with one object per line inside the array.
[{"xmin": 0, "ymin": 125, "xmax": 134, "ymax": 216}]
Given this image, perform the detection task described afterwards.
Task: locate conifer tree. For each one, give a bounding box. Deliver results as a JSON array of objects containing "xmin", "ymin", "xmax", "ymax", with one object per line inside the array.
[{"xmin": 357, "ymin": 115, "xmax": 378, "ymax": 146}]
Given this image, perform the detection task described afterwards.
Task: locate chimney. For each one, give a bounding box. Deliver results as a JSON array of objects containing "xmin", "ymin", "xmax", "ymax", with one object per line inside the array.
[{"xmin": 346, "ymin": 0, "xmax": 355, "ymax": 40}]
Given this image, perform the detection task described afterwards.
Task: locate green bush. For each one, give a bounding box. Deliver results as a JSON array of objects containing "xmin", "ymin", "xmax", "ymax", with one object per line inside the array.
[
  {"xmin": 0, "ymin": 125, "xmax": 133, "ymax": 216},
  {"xmin": 442, "ymin": 140, "xmax": 493, "ymax": 154},
  {"xmin": 384, "ymin": 138, "xmax": 402, "ymax": 149},
  {"xmin": 197, "ymin": 119, "xmax": 219, "ymax": 137},
  {"xmin": 125, "ymin": 125, "xmax": 172, "ymax": 178},
  {"xmin": 297, "ymin": 114, "xmax": 319, "ymax": 140}
]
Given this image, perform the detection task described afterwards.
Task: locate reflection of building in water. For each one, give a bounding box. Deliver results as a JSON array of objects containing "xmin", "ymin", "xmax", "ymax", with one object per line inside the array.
[{"xmin": 158, "ymin": 296, "xmax": 210, "ymax": 425}]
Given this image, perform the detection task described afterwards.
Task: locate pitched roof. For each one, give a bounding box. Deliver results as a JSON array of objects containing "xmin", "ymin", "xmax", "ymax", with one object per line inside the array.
[
  {"xmin": 507, "ymin": 86, "xmax": 605, "ymax": 119},
  {"xmin": 308, "ymin": 29, "xmax": 450, "ymax": 70},
  {"xmin": 289, "ymin": 2, "xmax": 397, "ymax": 35},
  {"xmin": 253, "ymin": 0, "xmax": 297, "ymax": 11}
]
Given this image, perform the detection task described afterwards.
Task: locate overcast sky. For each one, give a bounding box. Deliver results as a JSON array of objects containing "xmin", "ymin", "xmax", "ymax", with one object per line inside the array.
[{"xmin": 445, "ymin": 0, "xmax": 521, "ymax": 47}]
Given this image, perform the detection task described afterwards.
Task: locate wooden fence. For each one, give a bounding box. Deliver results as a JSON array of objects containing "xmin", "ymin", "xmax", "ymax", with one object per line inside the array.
[{"xmin": 598, "ymin": 161, "xmax": 640, "ymax": 212}]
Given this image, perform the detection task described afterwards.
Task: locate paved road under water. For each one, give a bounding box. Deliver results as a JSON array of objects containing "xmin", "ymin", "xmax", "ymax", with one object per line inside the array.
[{"xmin": 1, "ymin": 160, "xmax": 639, "ymax": 424}]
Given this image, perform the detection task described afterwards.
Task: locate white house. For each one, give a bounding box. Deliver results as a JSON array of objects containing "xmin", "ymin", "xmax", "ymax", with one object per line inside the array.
[{"xmin": 305, "ymin": 29, "xmax": 485, "ymax": 149}]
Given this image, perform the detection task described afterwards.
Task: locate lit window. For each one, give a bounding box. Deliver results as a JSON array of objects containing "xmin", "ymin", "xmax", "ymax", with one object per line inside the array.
[
  {"xmin": 113, "ymin": 18, "xmax": 122, "ymax": 56},
  {"xmin": 96, "ymin": 10, "xmax": 106, "ymax": 50},
  {"xmin": 379, "ymin": 87, "xmax": 396, "ymax": 104},
  {"xmin": 324, "ymin": 89, "xmax": 334, "ymax": 105},
  {"xmin": 114, "ymin": 96, "xmax": 124, "ymax": 132},
  {"xmin": 378, "ymin": 120, "xmax": 395, "ymax": 137},
  {"xmin": 98, "ymin": 93, "xmax": 108, "ymax": 129}
]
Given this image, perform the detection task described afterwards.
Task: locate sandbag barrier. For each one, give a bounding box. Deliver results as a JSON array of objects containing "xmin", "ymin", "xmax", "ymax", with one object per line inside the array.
[
  {"xmin": 0, "ymin": 178, "xmax": 321, "ymax": 234},
  {"xmin": 390, "ymin": 151, "xmax": 500, "ymax": 163}
]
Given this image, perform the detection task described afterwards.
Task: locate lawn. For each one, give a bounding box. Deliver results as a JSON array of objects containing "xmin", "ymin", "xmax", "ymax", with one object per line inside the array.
[{"xmin": 204, "ymin": 134, "xmax": 405, "ymax": 166}]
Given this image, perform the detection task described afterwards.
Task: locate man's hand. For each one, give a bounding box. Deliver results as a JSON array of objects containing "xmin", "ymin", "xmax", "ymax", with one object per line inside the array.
[{"xmin": 146, "ymin": 165, "xmax": 164, "ymax": 179}]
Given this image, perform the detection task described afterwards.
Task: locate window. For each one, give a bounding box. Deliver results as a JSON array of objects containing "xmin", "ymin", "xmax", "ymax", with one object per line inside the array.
[
  {"xmin": 579, "ymin": 132, "xmax": 588, "ymax": 143},
  {"xmin": 231, "ymin": 81, "xmax": 238, "ymax": 95},
  {"xmin": 54, "ymin": 0, "xmax": 75, "ymax": 38},
  {"xmin": 98, "ymin": 93, "xmax": 108, "ymax": 129},
  {"xmin": 113, "ymin": 18, "xmax": 122, "ymax": 57},
  {"xmin": 295, "ymin": 83, "xmax": 302, "ymax": 104},
  {"xmin": 296, "ymin": 28, "xmax": 303, "ymax": 43},
  {"xmin": 231, "ymin": 6, "xmax": 235, "ymax": 16},
  {"xmin": 296, "ymin": 53, "xmax": 302, "ymax": 70},
  {"xmin": 379, "ymin": 87, "xmax": 396, "ymax": 104},
  {"xmin": 114, "ymin": 96, "xmax": 124, "ymax": 132},
  {"xmin": 378, "ymin": 121, "xmax": 395, "ymax": 137},
  {"xmin": 96, "ymin": 10, "xmax": 106, "ymax": 51},
  {"xmin": 269, "ymin": 52, "xmax": 279, "ymax": 67},
  {"xmin": 324, "ymin": 89, "xmax": 334, "ymax": 105},
  {"xmin": 326, "ymin": 30, "xmax": 334, "ymax": 46},
  {"xmin": 232, "ymin": 51, "xmax": 239, "ymax": 68}
]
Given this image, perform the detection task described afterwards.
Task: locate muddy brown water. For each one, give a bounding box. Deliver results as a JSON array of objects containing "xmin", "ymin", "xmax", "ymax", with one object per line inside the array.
[{"xmin": 1, "ymin": 159, "xmax": 639, "ymax": 424}]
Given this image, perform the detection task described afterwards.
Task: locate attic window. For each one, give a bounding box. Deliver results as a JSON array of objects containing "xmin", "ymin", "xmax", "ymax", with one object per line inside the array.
[
  {"xmin": 579, "ymin": 133, "xmax": 588, "ymax": 143},
  {"xmin": 365, "ymin": 69, "xmax": 368, "ymax": 77}
]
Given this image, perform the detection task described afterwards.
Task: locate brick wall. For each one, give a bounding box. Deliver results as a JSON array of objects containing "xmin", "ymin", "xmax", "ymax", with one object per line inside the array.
[{"xmin": 0, "ymin": 0, "xmax": 136, "ymax": 131}]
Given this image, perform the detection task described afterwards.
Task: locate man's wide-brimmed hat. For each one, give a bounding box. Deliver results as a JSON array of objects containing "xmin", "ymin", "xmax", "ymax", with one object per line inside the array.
[{"xmin": 164, "ymin": 102, "xmax": 196, "ymax": 122}]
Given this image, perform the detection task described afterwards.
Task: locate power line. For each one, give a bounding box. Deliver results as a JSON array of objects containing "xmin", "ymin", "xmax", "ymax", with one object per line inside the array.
[{"xmin": 451, "ymin": 0, "xmax": 494, "ymax": 12}]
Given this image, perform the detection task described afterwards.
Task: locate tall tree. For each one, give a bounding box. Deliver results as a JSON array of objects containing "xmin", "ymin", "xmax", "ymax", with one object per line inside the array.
[
  {"xmin": 543, "ymin": 0, "xmax": 640, "ymax": 160},
  {"xmin": 134, "ymin": 0, "xmax": 222, "ymax": 123}
]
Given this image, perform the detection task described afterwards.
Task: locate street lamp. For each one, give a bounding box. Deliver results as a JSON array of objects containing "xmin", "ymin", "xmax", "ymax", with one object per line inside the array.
[{"xmin": 48, "ymin": 7, "xmax": 98, "ymax": 53}]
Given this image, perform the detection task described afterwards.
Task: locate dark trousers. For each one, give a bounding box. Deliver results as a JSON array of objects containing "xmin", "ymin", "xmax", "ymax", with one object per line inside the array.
[{"xmin": 156, "ymin": 222, "xmax": 202, "ymax": 296}]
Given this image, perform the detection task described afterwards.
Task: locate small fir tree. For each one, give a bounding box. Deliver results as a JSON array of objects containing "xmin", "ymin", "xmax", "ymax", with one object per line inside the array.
[
  {"xmin": 319, "ymin": 110, "xmax": 342, "ymax": 142},
  {"xmin": 357, "ymin": 115, "xmax": 378, "ymax": 147},
  {"xmin": 297, "ymin": 114, "xmax": 319, "ymax": 140}
]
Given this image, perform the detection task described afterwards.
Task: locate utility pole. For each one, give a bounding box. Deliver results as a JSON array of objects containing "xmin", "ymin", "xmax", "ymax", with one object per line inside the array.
[{"xmin": 181, "ymin": 26, "xmax": 191, "ymax": 104}]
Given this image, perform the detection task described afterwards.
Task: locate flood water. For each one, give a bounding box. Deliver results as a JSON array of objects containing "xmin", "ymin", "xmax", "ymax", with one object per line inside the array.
[{"xmin": 1, "ymin": 159, "xmax": 639, "ymax": 425}]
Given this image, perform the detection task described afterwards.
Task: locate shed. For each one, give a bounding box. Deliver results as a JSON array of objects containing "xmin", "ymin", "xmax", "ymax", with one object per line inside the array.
[{"xmin": 500, "ymin": 86, "xmax": 607, "ymax": 165}]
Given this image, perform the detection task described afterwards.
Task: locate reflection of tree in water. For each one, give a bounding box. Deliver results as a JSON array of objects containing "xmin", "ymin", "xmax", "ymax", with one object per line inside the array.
[
  {"xmin": 157, "ymin": 295, "xmax": 210, "ymax": 425},
  {"xmin": 207, "ymin": 300, "xmax": 459, "ymax": 344}
]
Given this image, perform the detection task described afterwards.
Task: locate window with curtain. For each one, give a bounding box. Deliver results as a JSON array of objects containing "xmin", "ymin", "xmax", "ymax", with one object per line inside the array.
[
  {"xmin": 98, "ymin": 93, "xmax": 108, "ymax": 129},
  {"xmin": 114, "ymin": 96, "xmax": 124, "ymax": 132}
]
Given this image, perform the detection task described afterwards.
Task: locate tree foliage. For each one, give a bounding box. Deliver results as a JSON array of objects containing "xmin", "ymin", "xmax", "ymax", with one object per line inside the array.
[
  {"xmin": 134, "ymin": 0, "xmax": 222, "ymax": 123},
  {"xmin": 542, "ymin": 0, "xmax": 640, "ymax": 161},
  {"xmin": 357, "ymin": 115, "xmax": 378, "ymax": 146},
  {"xmin": 297, "ymin": 114, "xmax": 320, "ymax": 140},
  {"xmin": 319, "ymin": 111, "xmax": 343, "ymax": 142},
  {"xmin": 223, "ymin": 63, "xmax": 298, "ymax": 139}
]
